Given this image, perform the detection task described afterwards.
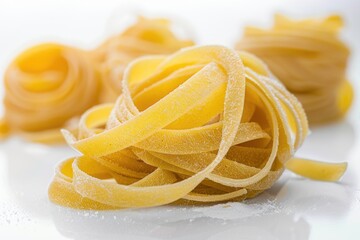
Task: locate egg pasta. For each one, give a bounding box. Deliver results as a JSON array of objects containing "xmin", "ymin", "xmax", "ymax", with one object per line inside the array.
[
  {"xmin": 236, "ymin": 15, "xmax": 353, "ymax": 124},
  {"xmin": 0, "ymin": 17, "xmax": 193, "ymax": 143},
  {"xmin": 49, "ymin": 46, "xmax": 346, "ymax": 210}
]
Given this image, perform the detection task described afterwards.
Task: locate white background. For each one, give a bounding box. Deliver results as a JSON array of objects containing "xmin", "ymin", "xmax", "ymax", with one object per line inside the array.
[{"xmin": 0, "ymin": 0, "xmax": 360, "ymax": 239}]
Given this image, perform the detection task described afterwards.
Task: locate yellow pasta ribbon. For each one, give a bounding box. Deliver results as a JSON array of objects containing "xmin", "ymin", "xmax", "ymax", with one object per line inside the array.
[
  {"xmin": 48, "ymin": 45, "xmax": 347, "ymax": 210},
  {"xmin": 236, "ymin": 14, "xmax": 353, "ymax": 124},
  {"xmin": 0, "ymin": 17, "xmax": 193, "ymax": 143},
  {"xmin": 285, "ymin": 158, "xmax": 347, "ymax": 182}
]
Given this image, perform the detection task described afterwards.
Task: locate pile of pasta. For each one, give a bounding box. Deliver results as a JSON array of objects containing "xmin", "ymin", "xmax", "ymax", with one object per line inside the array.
[
  {"xmin": 236, "ymin": 15, "xmax": 353, "ymax": 124},
  {"xmin": 0, "ymin": 17, "xmax": 193, "ymax": 143},
  {"xmin": 48, "ymin": 46, "xmax": 347, "ymax": 210},
  {"xmin": 1, "ymin": 44, "xmax": 99, "ymax": 143}
]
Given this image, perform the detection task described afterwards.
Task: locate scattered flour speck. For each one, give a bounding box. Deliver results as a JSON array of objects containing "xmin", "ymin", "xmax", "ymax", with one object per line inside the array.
[
  {"xmin": 0, "ymin": 200, "xmax": 32, "ymax": 226},
  {"xmin": 192, "ymin": 200, "xmax": 281, "ymax": 220}
]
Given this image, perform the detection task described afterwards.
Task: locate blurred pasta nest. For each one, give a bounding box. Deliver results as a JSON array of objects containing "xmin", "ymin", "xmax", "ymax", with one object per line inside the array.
[
  {"xmin": 236, "ymin": 15, "xmax": 353, "ymax": 124},
  {"xmin": 49, "ymin": 45, "xmax": 309, "ymax": 209},
  {"xmin": 2, "ymin": 43, "xmax": 99, "ymax": 142},
  {"xmin": 0, "ymin": 16, "xmax": 193, "ymax": 142}
]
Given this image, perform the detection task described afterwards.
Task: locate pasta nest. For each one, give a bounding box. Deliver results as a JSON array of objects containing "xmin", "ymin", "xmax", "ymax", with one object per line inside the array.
[
  {"xmin": 236, "ymin": 15, "xmax": 353, "ymax": 124},
  {"xmin": 0, "ymin": 17, "xmax": 193, "ymax": 142},
  {"xmin": 2, "ymin": 43, "xmax": 99, "ymax": 142},
  {"xmin": 49, "ymin": 45, "xmax": 310, "ymax": 209}
]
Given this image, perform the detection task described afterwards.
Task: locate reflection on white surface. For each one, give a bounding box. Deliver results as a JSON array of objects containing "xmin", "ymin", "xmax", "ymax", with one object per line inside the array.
[
  {"xmin": 50, "ymin": 203, "xmax": 310, "ymax": 240},
  {"xmin": 49, "ymin": 189, "xmax": 311, "ymax": 240},
  {"xmin": 1, "ymin": 120, "xmax": 360, "ymax": 239},
  {"xmin": 296, "ymin": 121, "xmax": 356, "ymax": 163},
  {"xmin": 2, "ymin": 138, "xmax": 75, "ymax": 218},
  {"xmin": 276, "ymin": 179, "xmax": 351, "ymax": 218}
]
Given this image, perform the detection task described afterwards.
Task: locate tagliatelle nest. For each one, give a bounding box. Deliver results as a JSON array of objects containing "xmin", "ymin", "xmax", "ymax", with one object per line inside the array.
[
  {"xmin": 236, "ymin": 15, "xmax": 353, "ymax": 124},
  {"xmin": 48, "ymin": 45, "xmax": 346, "ymax": 210},
  {"xmin": 0, "ymin": 17, "xmax": 193, "ymax": 143},
  {"xmin": 2, "ymin": 43, "xmax": 99, "ymax": 143}
]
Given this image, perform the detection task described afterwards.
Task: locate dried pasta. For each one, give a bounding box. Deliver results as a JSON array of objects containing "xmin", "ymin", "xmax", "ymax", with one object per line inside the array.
[
  {"xmin": 236, "ymin": 15, "xmax": 353, "ymax": 124},
  {"xmin": 1, "ymin": 43, "xmax": 99, "ymax": 143},
  {"xmin": 0, "ymin": 17, "xmax": 193, "ymax": 143},
  {"xmin": 48, "ymin": 45, "xmax": 347, "ymax": 210}
]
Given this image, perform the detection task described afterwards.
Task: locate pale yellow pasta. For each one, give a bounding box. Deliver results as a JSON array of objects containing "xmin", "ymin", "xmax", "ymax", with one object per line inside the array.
[
  {"xmin": 285, "ymin": 158, "xmax": 347, "ymax": 182},
  {"xmin": 1, "ymin": 43, "xmax": 99, "ymax": 143},
  {"xmin": 48, "ymin": 46, "xmax": 347, "ymax": 210},
  {"xmin": 236, "ymin": 15, "xmax": 353, "ymax": 124},
  {"xmin": 0, "ymin": 17, "xmax": 193, "ymax": 143}
]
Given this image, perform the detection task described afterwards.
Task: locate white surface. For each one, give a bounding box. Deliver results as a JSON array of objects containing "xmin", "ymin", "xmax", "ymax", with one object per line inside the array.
[{"xmin": 0, "ymin": 1, "xmax": 360, "ymax": 239}]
